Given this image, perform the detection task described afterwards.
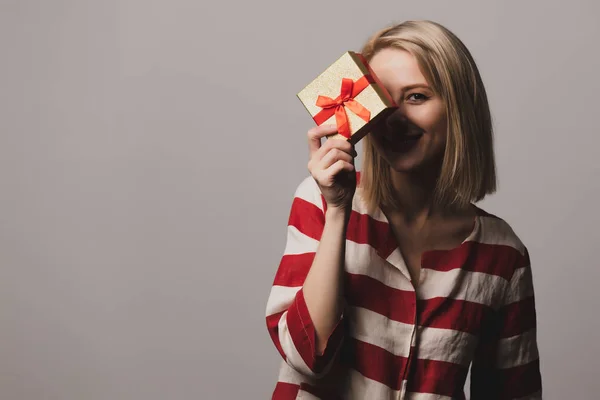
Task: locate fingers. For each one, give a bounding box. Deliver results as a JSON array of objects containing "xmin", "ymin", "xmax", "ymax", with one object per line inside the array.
[
  {"xmin": 313, "ymin": 159, "xmax": 355, "ymax": 189},
  {"xmin": 309, "ymin": 128, "xmax": 356, "ymax": 160},
  {"xmin": 316, "ymin": 137, "xmax": 356, "ymax": 160},
  {"xmin": 319, "ymin": 147, "xmax": 354, "ymax": 171},
  {"xmin": 308, "ymin": 140, "xmax": 356, "ymax": 173},
  {"xmin": 307, "ymin": 124, "xmax": 358, "ymax": 183},
  {"xmin": 307, "ymin": 124, "xmax": 342, "ymax": 157},
  {"xmin": 325, "ymin": 159, "xmax": 355, "ymax": 179}
]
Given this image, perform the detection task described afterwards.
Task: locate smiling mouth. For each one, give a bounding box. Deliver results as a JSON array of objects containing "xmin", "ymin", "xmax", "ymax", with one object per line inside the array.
[{"xmin": 382, "ymin": 132, "xmax": 423, "ymax": 152}]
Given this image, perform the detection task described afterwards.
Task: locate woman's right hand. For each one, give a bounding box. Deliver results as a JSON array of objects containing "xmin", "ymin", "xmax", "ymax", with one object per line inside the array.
[{"xmin": 307, "ymin": 124, "xmax": 357, "ymax": 211}]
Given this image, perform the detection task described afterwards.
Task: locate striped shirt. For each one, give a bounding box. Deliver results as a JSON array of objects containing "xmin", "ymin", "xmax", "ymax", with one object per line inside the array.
[{"xmin": 265, "ymin": 174, "xmax": 542, "ymax": 400}]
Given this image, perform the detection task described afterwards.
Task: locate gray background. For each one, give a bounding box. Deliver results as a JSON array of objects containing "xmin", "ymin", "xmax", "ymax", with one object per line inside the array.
[{"xmin": 0, "ymin": 0, "xmax": 598, "ymax": 399}]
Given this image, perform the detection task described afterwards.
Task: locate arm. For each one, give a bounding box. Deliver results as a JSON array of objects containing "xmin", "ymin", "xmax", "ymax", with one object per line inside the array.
[
  {"xmin": 471, "ymin": 247, "xmax": 542, "ymax": 399},
  {"xmin": 265, "ymin": 176, "xmax": 348, "ymax": 378}
]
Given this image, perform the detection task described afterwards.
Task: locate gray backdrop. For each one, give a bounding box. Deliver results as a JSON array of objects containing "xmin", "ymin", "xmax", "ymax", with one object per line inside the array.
[{"xmin": 1, "ymin": 0, "xmax": 598, "ymax": 399}]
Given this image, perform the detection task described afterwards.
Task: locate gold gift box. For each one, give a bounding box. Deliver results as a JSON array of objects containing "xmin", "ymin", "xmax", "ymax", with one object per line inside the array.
[{"xmin": 297, "ymin": 51, "xmax": 397, "ymax": 144}]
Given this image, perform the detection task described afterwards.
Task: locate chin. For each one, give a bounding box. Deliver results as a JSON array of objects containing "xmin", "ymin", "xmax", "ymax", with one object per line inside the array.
[
  {"xmin": 371, "ymin": 132, "xmax": 446, "ymax": 173},
  {"xmin": 386, "ymin": 154, "xmax": 426, "ymax": 173},
  {"xmin": 380, "ymin": 146, "xmax": 444, "ymax": 174}
]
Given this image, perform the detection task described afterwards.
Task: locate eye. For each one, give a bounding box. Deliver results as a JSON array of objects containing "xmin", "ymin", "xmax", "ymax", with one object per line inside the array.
[{"xmin": 406, "ymin": 93, "xmax": 429, "ymax": 102}]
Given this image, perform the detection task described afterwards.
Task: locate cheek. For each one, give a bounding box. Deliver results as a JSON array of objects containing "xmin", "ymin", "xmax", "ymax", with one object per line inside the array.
[
  {"xmin": 435, "ymin": 116, "xmax": 448, "ymax": 143},
  {"xmin": 369, "ymin": 134, "xmax": 386, "ymax": 155},
  {"xmin": 368, "ymin": 123, "xmax": 387, "ymax": 146},
  {"xmin": 408, "ymin": 103, "xmax": 446, "ymax": 133}
]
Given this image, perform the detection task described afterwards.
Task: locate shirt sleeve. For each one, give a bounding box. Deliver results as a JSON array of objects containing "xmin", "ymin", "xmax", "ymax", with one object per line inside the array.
[
  {"xmin": 265, "ymin": 176, "xmax": 345, "ymax": 378},
  {"xmin": 470, "ymin": 246, "xmax": 542, "ymax": 399}
]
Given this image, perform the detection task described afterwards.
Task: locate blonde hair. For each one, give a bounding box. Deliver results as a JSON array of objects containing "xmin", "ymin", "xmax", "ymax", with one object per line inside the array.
[{"xmin": 359, "ymin": 20, "xmax": 497, "ymax": 213}]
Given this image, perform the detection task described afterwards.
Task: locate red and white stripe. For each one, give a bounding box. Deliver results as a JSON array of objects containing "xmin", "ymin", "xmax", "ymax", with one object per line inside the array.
[{"xmin": 266, "ymin": 175, "xmax": 542, "ymax": 399}]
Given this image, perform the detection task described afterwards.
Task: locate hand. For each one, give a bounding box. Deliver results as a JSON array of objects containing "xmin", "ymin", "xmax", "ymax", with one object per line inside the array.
[{"xmin": 307, "ymin": 124, "xmax": 357, "ymax": 211}]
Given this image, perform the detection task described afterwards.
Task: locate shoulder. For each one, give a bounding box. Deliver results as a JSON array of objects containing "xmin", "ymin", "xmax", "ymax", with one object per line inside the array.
[
  {"xmin": 292, "ymin": 175, "xmax": 325, "ymax": 213},
  {"xmin": 471, "ymin": 207, "xmax": 534, "ymax": 291},
  {"xmin": 473, "ymin": 206, "xmax": 532, "ymax": 285},
  {"xmin": 473, "ymin": 205, "xmax": 527, "ymax": 257}
]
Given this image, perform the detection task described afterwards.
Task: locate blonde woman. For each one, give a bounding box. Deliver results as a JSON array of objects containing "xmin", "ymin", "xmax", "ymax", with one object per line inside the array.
[{"xmin": 266, "ymin": 20, "xmax": 541, "ymax": 400}]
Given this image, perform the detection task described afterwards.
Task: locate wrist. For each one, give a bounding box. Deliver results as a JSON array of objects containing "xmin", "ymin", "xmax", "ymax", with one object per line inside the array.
[{"xmin": 325, "ymin": 205, "xmax": 352, "ymax": 222}]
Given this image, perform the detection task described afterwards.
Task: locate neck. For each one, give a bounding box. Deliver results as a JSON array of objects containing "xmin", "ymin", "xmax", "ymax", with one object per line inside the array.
[{"xmin": 384, "ymin": 164, "xmax": 442, "ymax": 225}]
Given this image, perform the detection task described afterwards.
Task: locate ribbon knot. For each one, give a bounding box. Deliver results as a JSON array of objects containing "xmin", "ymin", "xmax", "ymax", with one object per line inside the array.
[{"xmin": 313, "ymin": 76, "xmax": 374, "ymax": 139}]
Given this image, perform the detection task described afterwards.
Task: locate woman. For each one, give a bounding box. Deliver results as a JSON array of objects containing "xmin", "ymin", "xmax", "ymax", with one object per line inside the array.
[{"xmin": 265, "ymin": 20, "xmax": 541, "ymax": 399}]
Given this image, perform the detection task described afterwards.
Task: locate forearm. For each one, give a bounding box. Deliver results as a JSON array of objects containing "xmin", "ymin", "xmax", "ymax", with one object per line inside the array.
[{"xmin": 302, "ymin": 206, "xmax": 349, "ymax": 354}]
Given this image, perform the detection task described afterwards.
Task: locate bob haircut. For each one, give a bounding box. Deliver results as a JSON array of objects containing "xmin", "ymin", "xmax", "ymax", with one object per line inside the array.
[{"xmin": 359, "ymin": 20, "xmax": 497, "ymax": 214}]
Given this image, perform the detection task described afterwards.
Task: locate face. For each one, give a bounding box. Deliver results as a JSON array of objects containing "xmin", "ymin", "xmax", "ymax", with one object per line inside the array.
[{"xmin": 368, "ymin": 48, "xmax": 448, "ymax": 173}]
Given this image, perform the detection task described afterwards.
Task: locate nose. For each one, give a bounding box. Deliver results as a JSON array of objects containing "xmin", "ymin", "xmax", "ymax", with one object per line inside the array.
[{"xmin": 385, "ymin": 108, "xmax": 410, "ymax": 131}]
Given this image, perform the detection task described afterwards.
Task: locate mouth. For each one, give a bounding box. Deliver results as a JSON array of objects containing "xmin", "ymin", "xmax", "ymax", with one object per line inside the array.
[{"xmin": 382, "ymin": 132, "xmax": 424, "ymax": 153}]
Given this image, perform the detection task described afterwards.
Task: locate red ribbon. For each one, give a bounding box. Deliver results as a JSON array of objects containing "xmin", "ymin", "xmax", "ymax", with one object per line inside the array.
[{"xmin": 313, "ymin": 75, "xmax": 374, "ymax": 139}]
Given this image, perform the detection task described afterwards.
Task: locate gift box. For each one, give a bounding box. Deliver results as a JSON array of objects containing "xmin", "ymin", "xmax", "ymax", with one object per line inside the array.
[{"xmin": 297, "ymin": 51, "xmax": 397, "ymax": 144}]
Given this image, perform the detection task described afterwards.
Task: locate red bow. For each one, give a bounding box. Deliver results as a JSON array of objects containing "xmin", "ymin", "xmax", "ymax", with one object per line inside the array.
[{"xmin": 313, "ymin": 75, "xmax": 374, "ymax": 139}]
